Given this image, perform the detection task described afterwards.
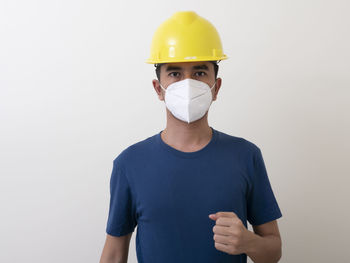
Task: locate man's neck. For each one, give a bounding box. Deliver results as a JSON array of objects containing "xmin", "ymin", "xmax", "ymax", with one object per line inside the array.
[{"xmin": 160, "ymin": 111, "xmax": 213, "ymax": 152}]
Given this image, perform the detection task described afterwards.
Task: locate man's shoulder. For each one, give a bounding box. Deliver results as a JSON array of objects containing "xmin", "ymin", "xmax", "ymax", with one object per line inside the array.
[
  {"xmin": 113, "ymin": 132, "xmax": 158, "ymax": 165},
  {"xmin": 216, "ymin": 129, "xmax": 260, "ymax": 154}
]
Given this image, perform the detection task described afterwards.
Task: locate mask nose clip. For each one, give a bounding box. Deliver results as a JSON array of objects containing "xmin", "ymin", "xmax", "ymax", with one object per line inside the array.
[{"xmin": 160, "ymin": 79, "xmax": 216, "ymax": 92}]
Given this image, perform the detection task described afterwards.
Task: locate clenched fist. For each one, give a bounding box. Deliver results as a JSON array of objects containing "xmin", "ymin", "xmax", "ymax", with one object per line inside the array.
[{"xmin": 209, "ymin": 211, "xmax": 254, "ymax": 255}]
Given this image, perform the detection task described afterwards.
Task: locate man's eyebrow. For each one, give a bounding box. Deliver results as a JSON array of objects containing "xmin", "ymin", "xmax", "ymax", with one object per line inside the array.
[
  {"xmin": 192, "ymin": 64, "xmax": 209, "ymax": 71},
  {"xmin": 165, "ymin": 65, "xmax": 182, "ymax": 72},
  {"xmin": 165, "ymin": 64, "xmax": 209, "ymax": 71}
]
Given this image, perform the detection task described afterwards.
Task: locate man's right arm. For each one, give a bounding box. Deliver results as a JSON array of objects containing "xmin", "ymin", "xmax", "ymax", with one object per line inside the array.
[{"xmin": 99, "ymin": 233, "xmax": 133, "ymax": 263}]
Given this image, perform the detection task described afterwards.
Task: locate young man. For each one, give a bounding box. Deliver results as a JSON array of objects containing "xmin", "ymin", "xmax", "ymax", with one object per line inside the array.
[{"xmin": 100, "ymin": 11, "xmax": 282, "ymax": 263}]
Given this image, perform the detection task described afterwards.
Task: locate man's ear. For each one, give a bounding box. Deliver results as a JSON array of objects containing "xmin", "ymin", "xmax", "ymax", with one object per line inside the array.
[
  {"xmin": 213, "ymin": 77, "xmax": 222, "ymax": 101},
  {"xmin": 152, "ymin": 79, "xmax": 165, "ymax": 101}
]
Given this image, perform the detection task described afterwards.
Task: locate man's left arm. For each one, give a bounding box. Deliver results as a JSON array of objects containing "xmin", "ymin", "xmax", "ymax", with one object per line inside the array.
[
  {"xmin": 209, "ymin": 212, "xmax": 282, "ymax": 263},
  {"xmin": 245, "ymin": 220, "xmax": 282, "ymax": 263}
]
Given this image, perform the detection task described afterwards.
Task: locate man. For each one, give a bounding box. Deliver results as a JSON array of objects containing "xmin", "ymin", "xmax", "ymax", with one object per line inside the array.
[{"xmin": 100, "ymin": 11, "xmax": 282, "ymax": 263}]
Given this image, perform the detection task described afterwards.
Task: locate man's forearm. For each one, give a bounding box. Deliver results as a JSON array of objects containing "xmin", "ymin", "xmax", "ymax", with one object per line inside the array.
[{"xmin": 245, "ymin": 231, "xmax": 282, "ymax": 263}]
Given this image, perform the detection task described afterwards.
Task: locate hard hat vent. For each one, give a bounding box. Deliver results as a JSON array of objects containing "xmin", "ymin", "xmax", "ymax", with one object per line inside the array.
[{"xmin": 172, "ymin": 11, "xmax": 198, "ymax": 26}]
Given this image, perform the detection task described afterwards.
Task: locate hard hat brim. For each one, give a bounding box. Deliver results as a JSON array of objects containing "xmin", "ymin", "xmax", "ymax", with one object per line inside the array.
[{"xmin": 145, "ymin": 55, "xmax": 228, "ymax": 64}]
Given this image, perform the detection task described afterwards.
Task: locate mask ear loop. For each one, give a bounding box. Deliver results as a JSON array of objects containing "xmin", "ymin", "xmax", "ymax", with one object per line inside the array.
[
  {"xmin": 209, "ymin": 80, "xmax": 217, "ymax": 104},
  {"xmin": 159, "ymin": 83, "xmax": 166, "ymax": 92},
  {"xmin": 159, "ymin": 83, "xmax": 169, "ymax": 104},
  {"xmin": 210, "ymin": 80, "xmax": 217, "ymax": 91}
]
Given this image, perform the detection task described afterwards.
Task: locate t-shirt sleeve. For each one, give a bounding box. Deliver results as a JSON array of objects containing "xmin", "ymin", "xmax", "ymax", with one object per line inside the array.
[
  {"xmin": 106, "ymin": 158, "xmax": 138, "ymax": 236},
  {"xmin": 246, "ymin": 146, "xmax": 282, "ymax": 226}
]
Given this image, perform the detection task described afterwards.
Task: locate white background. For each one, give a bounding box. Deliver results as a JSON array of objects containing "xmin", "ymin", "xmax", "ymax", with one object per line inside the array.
[{"xmin": 1, "ymin": 0, "xmax": 349, "ymax": 262}]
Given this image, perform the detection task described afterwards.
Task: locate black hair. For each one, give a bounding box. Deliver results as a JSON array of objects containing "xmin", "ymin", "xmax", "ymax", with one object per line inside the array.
[{"xmin": 154, "ymin": 61, "xmax": 219, "ymax": 81}]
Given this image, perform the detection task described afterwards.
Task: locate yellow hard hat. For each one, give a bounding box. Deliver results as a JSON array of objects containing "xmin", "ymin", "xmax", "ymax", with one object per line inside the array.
[{"xmin": 146, "ymin": 11, "xmax": 228, "ymax": 64}]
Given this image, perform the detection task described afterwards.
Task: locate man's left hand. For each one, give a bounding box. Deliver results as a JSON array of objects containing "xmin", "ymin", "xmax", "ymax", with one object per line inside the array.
[{"xmin": 209, "ymin": 211, "xmax": 254, "ymax": 255}]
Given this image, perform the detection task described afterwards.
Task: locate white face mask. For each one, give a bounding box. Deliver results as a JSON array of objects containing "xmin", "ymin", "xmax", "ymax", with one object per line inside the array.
[{"xmin": 159, "ymin": 78, "xmax": 216, "ymax": 123}]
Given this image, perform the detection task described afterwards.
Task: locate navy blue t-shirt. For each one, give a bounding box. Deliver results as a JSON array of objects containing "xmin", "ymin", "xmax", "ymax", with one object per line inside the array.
[{"xmin": 106, "ymin": 127, "xmax": 282, "ymax": 263}]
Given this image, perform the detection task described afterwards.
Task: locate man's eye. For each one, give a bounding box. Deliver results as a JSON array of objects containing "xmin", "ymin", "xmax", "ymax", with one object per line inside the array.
[
  {"xmin": 195, "ymin": 71, "xmax": 206, "ymax": 76},
  {"xmin": 169, "ymin": 72, "xmax": 180, "ymax": 77}
]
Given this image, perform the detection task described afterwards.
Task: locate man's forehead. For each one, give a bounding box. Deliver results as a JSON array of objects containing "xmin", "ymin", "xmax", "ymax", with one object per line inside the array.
[{"xmin": 163, "ymin": 61, "xmax": 213, "ymax": 71}]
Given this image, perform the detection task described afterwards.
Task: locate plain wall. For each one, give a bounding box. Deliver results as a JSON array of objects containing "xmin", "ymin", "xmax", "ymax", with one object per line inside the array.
[{"xmin": 1, "ymin": 0, "xmax": 349, "ymax": 262}]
